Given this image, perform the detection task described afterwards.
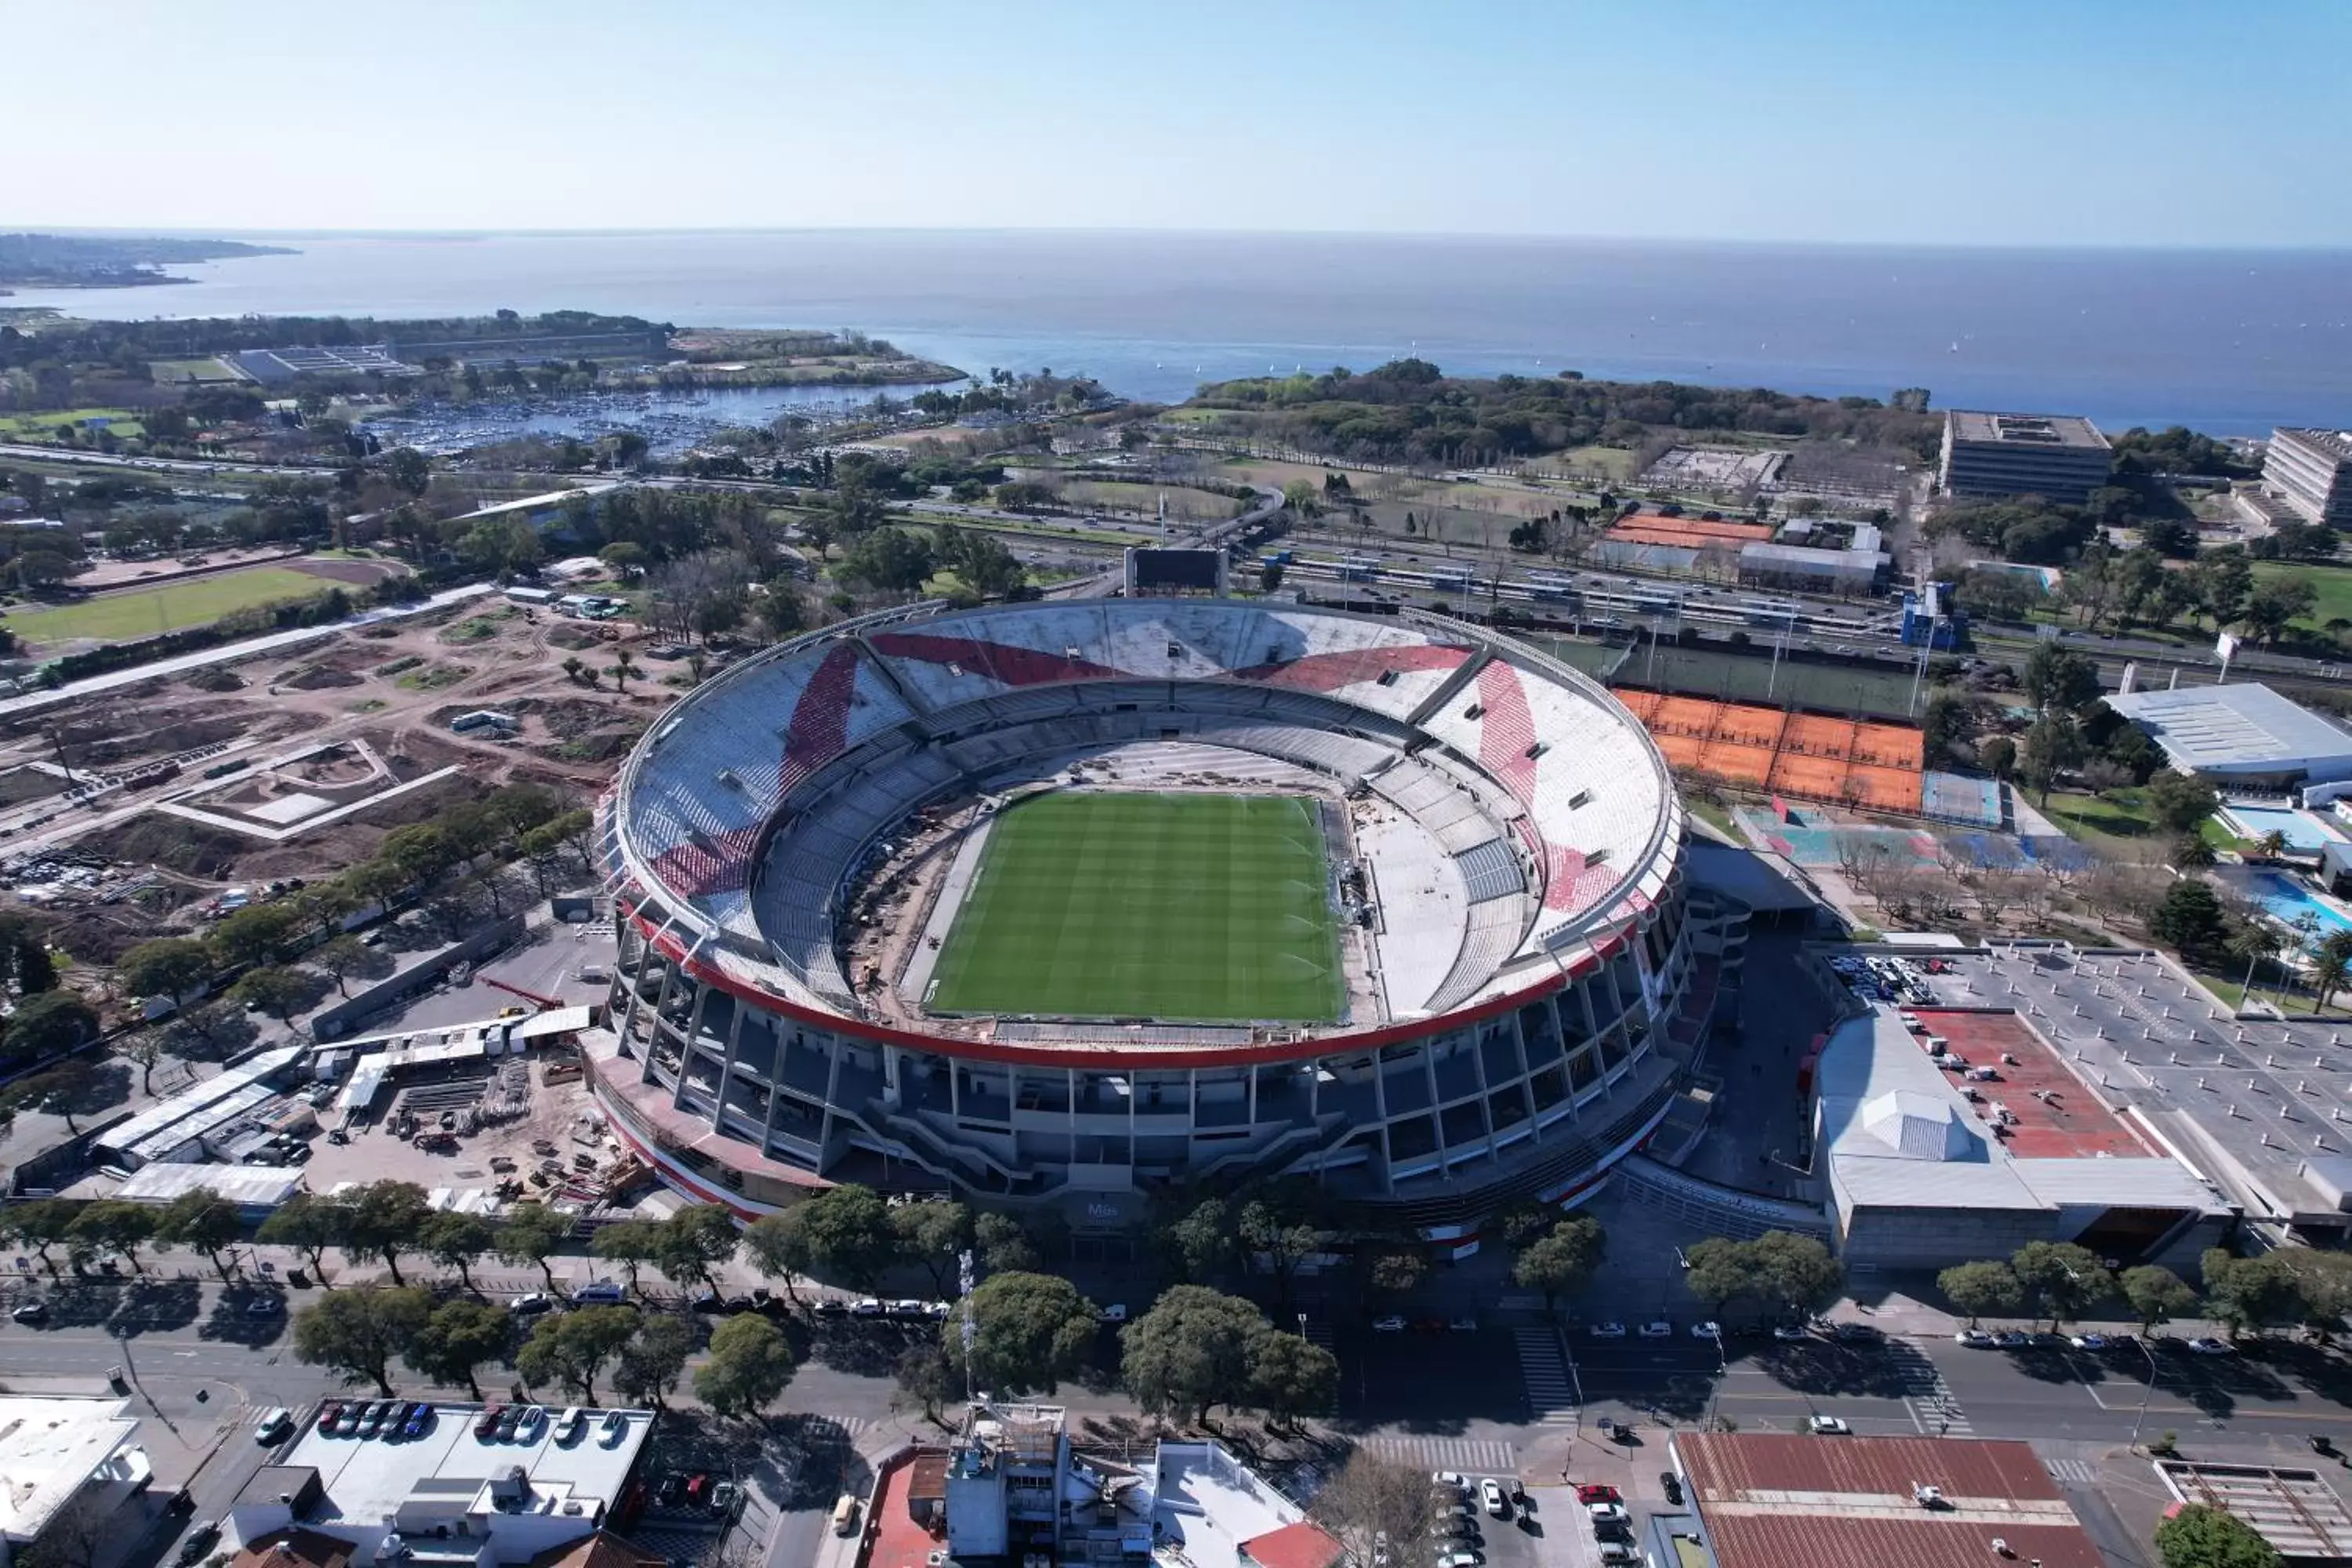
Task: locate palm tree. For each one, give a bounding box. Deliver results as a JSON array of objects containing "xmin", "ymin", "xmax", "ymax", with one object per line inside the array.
[
  {"xmin": 2313, "ymin": 931, "xmax": 2352, "ymax": 1014},
  {"xmin": 609, "ymin": 651, "xmax": 639, "ymax": 695},
  {"xmin": 2256, "ymin": 829, "xmax": 2290, "ymax": 862}
]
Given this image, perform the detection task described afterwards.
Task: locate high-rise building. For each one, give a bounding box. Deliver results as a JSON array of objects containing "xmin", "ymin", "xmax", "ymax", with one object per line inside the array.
[
  {"xmin": 1938, "ymin": 410, "xmax": 2112, "ymax": 504},
  {"xmin": 2263, "ymin": 427, "xmax": 2352, "ymax": 528}
]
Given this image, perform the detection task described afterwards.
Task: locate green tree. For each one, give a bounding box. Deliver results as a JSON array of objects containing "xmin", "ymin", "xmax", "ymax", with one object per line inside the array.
[
  {"xmin": 404, "ymin": 1300, "xmax": 512, "ymax": 1399},
  {"xmin": 1250, "ymin": 1326, "xmax": 1339, "ymax": 1432},
  {"xmin": 2147, "ymin": 771, "xmax": 2222, "ymax": 834},
  {"xmin": 956, "ymin": 1270, "xmax": 1098, "ymax": 1394},
  {"xmin": 2022, "ymin": 641, "xmax": 2100, "ymax": 715},
  {"xmin": 1366, "ymin": 1249, "xmax": 1431, "ymax": 1298},
  {"xmin": 2155, "ymin": 1502, "xmax": 2283, "ymax": 1568},
  {"xmin": 292, "ymin": 1286, "xmax": 433, "ymax": 1397},
  {"xmin": 789, "ymin": 1183, "xmax": 898, "ymax": 1290},
  {"xmin": 1937, "ymin": 1260, "xmax": 2024, "ymax": 1327},
  {"xmin": 2201, "ymin": 1248, "xmax": 2301, "ymax": 1340},
  {"xmin": 4, "ymin": 1059, "xmax": 103, "ymax": 1132},
  {"xmin": 891, "ymin": 1199, "xmax": 973, "ymax": 1298},
  {"xmin": 592, "ymin": 1221, "xmax": 666, "ymax": 1296},
  {"xmin": 1120, "ymin": 1285, "xmax": 1271, "ymax": 1426},
  {"xmin": 2240, "ymin": 578, "xmax": 2317, "ymax": 645},
  {"xmin": 2018, "ymin": 713, "xmax": 2085, "ymax": 806},
  {"xmin": 597, "ymin": 541, "xmax": 648, "ymax": 581},
  {"xmin": 2010, "ymin": 1241, "xmax": 2112, "ymax": 1331},
  {"xmin": 1236, "ymin": 1195, "xmax": 1327, "ymax": 1319},
  {"xmin": 1682, "ymin": 1236, "xmax": 1757, "ymax": 1319},
  {"xmin": 258, "ymin": 1192, "xmax": 351, "ymax": 1283},
  {"xmin": 1979, "ymin": 735, "xmax": 2017, "ymax": 779},
  {"xmin": 654, "ymin": 1204, "xmax": 742, "ymax": 1293},
  {"xmin": 495, "ymin": 1203, "xmax": 572, "ymax": 1289},
  {"xmin": 975, "ymin": 1210, "xmax": 1041, "ymax": 1276},
  {"xmin": 419, "ymin": 1212, "xmax": 495, "ymax": 1294},
  {"xmin": 2, "ymin": 1197, "xmax": 80, "ymax": 1276},
  {"xmin": 116, "ymin": 938, "xmax": 217, "ymax": 1001},
  {"xmin": 1748, "ymin": 1231, "xmax": 1843, "ymax": 1323},
  {"xmin": 840, "ymin": 527, "xmax": 938, "ymax": 593},
  {"xmin": 695, "ymin": 1312, "xmax": 797, "ymax": 1417},
  {"xmin": 2151, "ymin": 880, "xmax": 2231, "ymax": 964},
  {"xmin": 230, "ymin": 966, "xmax": 308, "ymax": 1025},
  {"xmin": 2191, "ymin": 550, "xmax": 2255, "ymax": 630},
  {"xmin": 1511, "ymin": 1216, "xmax": 1605, "ymax": 1316},
  {"xmin": 310, "ymin": 935, "xmax": 372, "ymax": 999},
  {"xmin": 154, "ymin": 1187, "xmax": 243, "ymax": 1282},
  {"xmin": 615, "ymin": 1313, "xmax": 697, "ymax": 1411},
  {"xmin": 2311, "ymin": 930, "xmax": 2352, "ymax": 1012},
  {"xmin": 207, "ymin": 902, "xmax": 303, "ymax": 968},
  {"xmin": 608, "ymin": 650, "xmax": 640, "ymax": 694},
  {"xmin": 895, "ymin": 1340, "xmax": 962, "ymax": 1425},
  {"xmin": 2, "ymin": 992, "xmax": 100, "ymax": 1068},
  {"xmin": 2120, "ymin": 1265, "xmax": 2201, "ymax": 1334},
  {"xmin": 518, "ymin": 1305, "xmax": 640, "ymax": 1403},
  {"xmin": 67, "ymin": 1200, "xmax": 154, "ymax": 1276},
  {"xmin": 742, "ymin": 1210, "xmax": 814, "ymax": 1308},
  {"xmin": 343, "ymin": 1181, "xmax": 434, "ymax": 1286}
]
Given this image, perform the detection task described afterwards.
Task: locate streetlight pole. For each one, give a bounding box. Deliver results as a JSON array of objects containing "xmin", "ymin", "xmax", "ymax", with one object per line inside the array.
[{"xmin": 2129, "ymin": 1337, "xmax": 2160, "ymax": 1451}]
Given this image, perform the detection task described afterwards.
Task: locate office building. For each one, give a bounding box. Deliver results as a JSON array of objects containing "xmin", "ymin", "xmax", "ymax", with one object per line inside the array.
[
  {"xmin": 1938, "ymin": 411, "xmax": 2112, "ymax": 504},
  {"xmin": 2263, "ymin": 428, "xmax": 2352, "ymax": 528}
]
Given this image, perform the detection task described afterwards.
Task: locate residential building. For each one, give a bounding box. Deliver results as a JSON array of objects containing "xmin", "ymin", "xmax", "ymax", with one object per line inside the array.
[
  {"xmin": 1938, "ymin": 411, "xmax": 2112, "ymax": 504},
  {"xmin": 2262, "ymin": 428, "xmax": 2352, "ymax": 528},
  {"xmin": 0, "ymin": 1397, "xmax": 153, "ymax": 1568}
]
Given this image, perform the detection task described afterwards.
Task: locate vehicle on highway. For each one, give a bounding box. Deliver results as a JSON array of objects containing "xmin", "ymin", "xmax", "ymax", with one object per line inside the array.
[
  {"xmin": 1807, "ymin": 1415, "xmax": 1851, "ymax": 1435},
  {"xmin": 1956, "ymin": 1329, "xmax": 1997, "ymax": 1348},
  {"xmin": 1639, "ymin": 1320, "xmax": 1673, "ymax": 1339},
  {"xmin": 1589, "ymin": 1321, "xmax": 1627, "ymax": 1338},
  {"xmin": 2184, "ymin": 1338, "xmax": 2234, "ymax": 1356},
  {"xmin": 1374, "ymin": 1315, "xmax": 1407, "ymax": 1333},
  {"xmin": 177, "ymin": 1523, "xmax": 220, "ymax": 1565},
  {"xmin": 1479, "ymin": 1479, "xmax": 1508, "ymax": 1519}
]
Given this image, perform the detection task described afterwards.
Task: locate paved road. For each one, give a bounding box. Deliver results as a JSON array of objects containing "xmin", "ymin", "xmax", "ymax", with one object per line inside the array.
[{"xmin": 0, "ymin": 443, "xmax": 338, "ymax": 478}]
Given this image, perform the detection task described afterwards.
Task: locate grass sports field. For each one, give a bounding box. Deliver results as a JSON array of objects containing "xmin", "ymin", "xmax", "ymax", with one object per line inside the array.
[
  {"xmin": 927, "ymin": 790, "xmax": 1343, "ymax": 1023},
  {"xmin": 3, "ymin": 566, "xmax": 330, "ymax": 648}
]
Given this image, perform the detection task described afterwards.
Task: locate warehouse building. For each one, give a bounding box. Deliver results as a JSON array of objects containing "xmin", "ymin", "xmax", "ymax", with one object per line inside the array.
[
  {"xmin": 0, "ymin": 1397, "xmax": 152, "ymax": 1568},
  {"xmin": 2103, "ymin": 681, "xmax": 2352, "ymax": 787},
  {"xmin": 2263, "ymin": 427, "xmax": 2352, "ymax": 528},
  {"xmin": 1938, "ymin": 410, "xmax": 2112, "ymax": 504}
]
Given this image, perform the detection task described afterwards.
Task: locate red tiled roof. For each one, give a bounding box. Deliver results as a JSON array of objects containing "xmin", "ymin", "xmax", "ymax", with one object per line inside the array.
[
  {"xmin": 521, "ymin": 1531, "xmax": 665, "ymax": 1568},
  {"xmin": 1241, "ymin": 1521, "xmax": 1346, "ymax": 1568},
  {"xmin": 1677, "ymin": 1433, "xmax": 2103, "ymax": 1568},
  {"xmin": 231, "ymin": 1529, "xmax": 361, "ymax": 1568}
]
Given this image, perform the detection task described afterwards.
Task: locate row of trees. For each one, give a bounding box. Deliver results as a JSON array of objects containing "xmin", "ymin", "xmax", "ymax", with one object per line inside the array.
[{"xmin": 1938, "ymin": 1240, "xmax": 2352, "ymax": 1340}]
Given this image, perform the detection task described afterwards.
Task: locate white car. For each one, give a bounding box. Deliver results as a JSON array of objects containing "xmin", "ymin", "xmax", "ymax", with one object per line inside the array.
[
  {"xmin": 1431, "ymin": 1471, "xmax": 1471, "ymax": 1495},
  {"xmin": 1586, "ymin": 1502, "xmax": 1630, "ymax": 1528},
  {"xmin": 1690, "ymin": 1321, "xmax": 1721, "ymax": 1341},
  {"xmin": 1589, "ymin": 1321, "xmax": 1628, "ymax": 1338},
  {"xmin": 1807, "ymin": 1415, "xmax": 1851, "ymax": 1435},
  {"xmin": 1480, "ymin": 1479, "xmax": 1508, "ymax": 1518},
  {"xmin": 1639, "ymin": 1320, "xmax": 1673, "ymax": 1339},
  {"xmin": 1373, "ymin": 1315, "xmax": 1407, "ymax": 1334},
  {"xmin": 1097, "ymin": 1304, "xmax": 1127, "ymax": 1323},
  {"xmin": 1773, "ymin": 1324, "xmax": 1813, "ymax": 1341},
  {"xmin": 2184, "ymin": 1338, "xmax": 2234, "ymax": 1356},
  {"xmin": 1956, "ymin": 1329, "xmax": 1997, "ymax": 1348},
  {"xmin": 554, "ymin": 1407, "xmax": 586, "ymax": 1445},
  {"xmin": 2068, "ymin": 1333, "xmax": 2110, "ymax": 1351}
]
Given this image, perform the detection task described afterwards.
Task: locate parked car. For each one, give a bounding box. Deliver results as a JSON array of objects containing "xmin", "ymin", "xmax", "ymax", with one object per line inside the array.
[
  {"xmin": 517, "ymin": 1406, "xmax": 546, "ymax": 1441},
  {"xmin": 2068, "ymin": 1334, "xmax": 2111, "ymax": 1351},
  {"xmin": 1479, "ymin": 1479, "xmax": 1508, "ymax": 1519},
  {"xmin": 1639, "ymin": 1320, "xmax": 1673, "ymax": 1339},
  {"xmin": 1992, "ymin": 1330, "xmax": 2033, "ymax": 1349},
  {"xmin": 710, "ymin": 1482, "xmax": 741, "ymax": 1516},
  {"xmin": 358, "ymin": 1402, "xmax": 388, "ymax": 1438},
  {"xmin": 510, "ymin": 1292, "xmax": 555, "ymax": 1316},
  {"xmin": 1374, "ymin": 1316, "xmax": 1407, "ymax": 1334},
  {"xmin": 255, "ymin": 1407, "xmax": 295, "ymax": 1445},
  {"xmin": 401, "ymin": 1403, "xmax": 433, "ymax": 1440},
  {"xmin": 246, "ymin": 1296, "xmax": 284, "ymax": 1317},
  {"xmin": 1586, "ymin": 1502, "xmax": 1631, "ymax": 1530},
  {"xmin": 10, "ymin": 1301, "xmax": 45, "ymax": 1323},
  {"xmin": 1659, "ymin": 1472, "xmax": 1683, "ymax": 1505},
  {"xmin": 495, "ymin": 1406, "xmax": 524, "ymax": 1440},
  {"xmin": 177, "ymin": 1523, "xmax": 221, "ymax": 1565},
  {"xmin": 1772, "ymin": 1324, "xmax": 1812, "ymax": 1341},
  {"xmin": 601, "ymin": 1410, "xmax": 630, "ymax": 1446},
  {"xmin": 318, "ymin": 1400, "xmax": 344, "ymax": 1433},
  {"xmin": 2185, "ymin": 1338, "xmax": 2235, "ymax": 1356},
  {"xmin": 476, "ymin": 1404, "xmax": 506, "ymax": 1439},
  {"xmin": 1691, "ymin": 1321, "xmax": 1721, "ymax": 1341},
  {"xmin": 1598, "ymin": 1545, "xmax": 1639, "ymax": 1566},
  {"xmin": 1449, "ymin": 1315, "xmax": 1478, "ymax": 1332},
  {"xmin": 1098, "ymin": 1304, "xmax": 1128, "ymax": 1323},
  {"xmin": 850, "ymin": 1298, "xmax": 886, "ymax": 1317},
  {"xmin": 1807, "ymin": 1415, "xmax": 1851, "ymax": 1435},
  {"xmin": 1956, "ymin": 1329, "xmax": 1997, "ymax": 1348},
  {"xmin": 1435, "ymin": 1552, "xmax": 1481, "ymax": 1568},
  {"xmin": 555, "ymin": 1407, "xmax": 586, "ymax": 1445},
  {"xmin": 1589, "ymin": 1322, "xmax": 1628, "ymax": 1339},
  {"xmin": 1575, "ymin": 1485, "xmax": 1621, "ymax": 1506},
  {"xmin": 1432, "ymin": 1472, "xmax": 1472, "ymax": 1495}
]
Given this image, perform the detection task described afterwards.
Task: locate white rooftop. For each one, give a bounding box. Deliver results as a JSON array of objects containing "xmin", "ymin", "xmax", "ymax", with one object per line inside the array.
[
  {"xmin": 275, "ymin": 1404, "xmax": 653, "ymax": 1533},
  {"xmin": 0, "ymin": 1396, "xmax": 143, "ymax": 1544},
  {"xmin": 2105, "ymin": 684, "xmax": 2352, "ymax": 777},
  {"xmin": 114, "ymin": 1163, "xmax": 303, "ymax": 1207},
  {"xmin": 1148, "ymin": 1442, "xmax": 1303, "ymax": 1568}
]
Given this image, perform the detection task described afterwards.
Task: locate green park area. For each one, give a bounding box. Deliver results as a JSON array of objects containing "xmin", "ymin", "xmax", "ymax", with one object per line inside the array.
[
  {"xmin": 927, "ymin": 790, "xmax": 1343, "ymax": 1023},
  {"xmin": 0, "ymin": 408, "xmax": 147, "ymax": 441},
  {"xmin": 2, "ymin": 566, "xmax": 326, "ymax": 648},
  {"xmin": 2252, "ymin": 561, "xmax": 2352, "ymax": 631}
]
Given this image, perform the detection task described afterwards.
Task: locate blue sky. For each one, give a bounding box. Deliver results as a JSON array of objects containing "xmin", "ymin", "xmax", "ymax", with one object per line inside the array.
[{"xmin": 12, "ymin": 0, "xmax": 2350, "ymax": 245}]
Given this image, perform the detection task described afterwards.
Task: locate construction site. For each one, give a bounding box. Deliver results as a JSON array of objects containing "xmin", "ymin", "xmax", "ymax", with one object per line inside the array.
[{"xmin": 0, "ymin": 596, "xmax": 656, "ymax": 960}]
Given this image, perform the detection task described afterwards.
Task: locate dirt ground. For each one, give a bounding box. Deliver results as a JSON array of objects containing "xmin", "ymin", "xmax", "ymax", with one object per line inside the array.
[
  {"xmin": 297, "ymin": 1054, "xmax": 621, "ymax": 1196},
  {"xmin": 0, "ymin": 598, "xmax": 662, "ymax": 956}
]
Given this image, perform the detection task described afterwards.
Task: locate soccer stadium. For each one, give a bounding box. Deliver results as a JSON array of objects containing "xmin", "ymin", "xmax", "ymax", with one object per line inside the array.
[{"xmin": 590, "ymin": 599, "xmax": 1697, "ymax": 1235}]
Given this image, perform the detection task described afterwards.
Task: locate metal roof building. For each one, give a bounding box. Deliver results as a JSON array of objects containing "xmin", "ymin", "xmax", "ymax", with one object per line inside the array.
[
  {"xmin": 1673, "ymin": 1432, "xmax": 2103, "ymax": 1568},
  {"xmin": 2104, "ymin": 682, "xmax": 2352, "ymax": 786}
]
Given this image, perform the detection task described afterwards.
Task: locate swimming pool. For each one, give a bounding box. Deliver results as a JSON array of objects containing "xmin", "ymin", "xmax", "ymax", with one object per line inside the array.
[
  {"xmin": 2219, "ymin": 803, "xmax": 2348, "ymax": 854},
  {"xmin": 2219, "ymin": 867, "xmax": 2352, "ymax": 945}
]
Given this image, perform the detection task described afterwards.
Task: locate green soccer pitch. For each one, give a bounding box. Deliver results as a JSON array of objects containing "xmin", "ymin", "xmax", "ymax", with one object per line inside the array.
[{"xmin": 924, "ymin": 789, "xmax": 1344, "ymax": 1023}]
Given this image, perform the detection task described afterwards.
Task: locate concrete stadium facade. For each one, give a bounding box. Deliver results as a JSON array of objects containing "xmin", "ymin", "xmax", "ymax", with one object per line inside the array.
[{"xmin": 592, "ymin": 598, "xmax": 1696, "ymax": 1237}]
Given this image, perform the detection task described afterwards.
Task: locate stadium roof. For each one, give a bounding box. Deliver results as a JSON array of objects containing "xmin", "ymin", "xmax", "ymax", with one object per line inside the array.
[
  {"xmin": 2104, "ymin": 682, "xmax": 2352, "ymax": 779},
  {"xmin": 1675, "ymin": 1432, "xmax": 2103, "ymax": 1568}
]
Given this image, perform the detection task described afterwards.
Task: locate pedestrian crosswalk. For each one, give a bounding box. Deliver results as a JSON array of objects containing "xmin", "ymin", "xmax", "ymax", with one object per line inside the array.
[
  {"xmin": 1891, "ymin": 1358, "xmax": 1972, "ymax": 1436},
  {"xmin": 1359, "ymin": 1436, "xmax": 1521, "ymax": 1475},
  {"xmin": 2044, "ymin": 1457, "xmax": 2096, "ymax": 1486},
  {"xmin": 1513, "ymin": 1325, "xmax": 1578, "ymax": 1425}
]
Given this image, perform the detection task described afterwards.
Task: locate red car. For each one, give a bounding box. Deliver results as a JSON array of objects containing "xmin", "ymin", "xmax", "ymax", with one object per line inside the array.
[
  {"xmin": 1576, "ymin": 1483, "xmax": 1621, "ymax": 1506},
  {"xmin": 474, "ymin": 1403, "xmax": 506, "ymax": 1439}
]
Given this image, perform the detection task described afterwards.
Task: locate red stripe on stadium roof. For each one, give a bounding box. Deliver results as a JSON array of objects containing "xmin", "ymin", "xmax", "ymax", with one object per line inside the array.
[
  {"xmin": 1229, "ymin": 643, "xmax": 1473, "ymax": 692},
  {"xmin": 866, "ymin": 630, "xmax": 1128, "ymax": 686}
]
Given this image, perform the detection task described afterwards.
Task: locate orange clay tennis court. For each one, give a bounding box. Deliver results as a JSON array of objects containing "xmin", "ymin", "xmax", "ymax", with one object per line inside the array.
[
  {"xmin": 1602, "ymin": 514, "xmax": 1776, "ymax": 549},
  {"xmin": 1612, "ymin": 690, "xmax": 1926, "ymax": 813}
]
